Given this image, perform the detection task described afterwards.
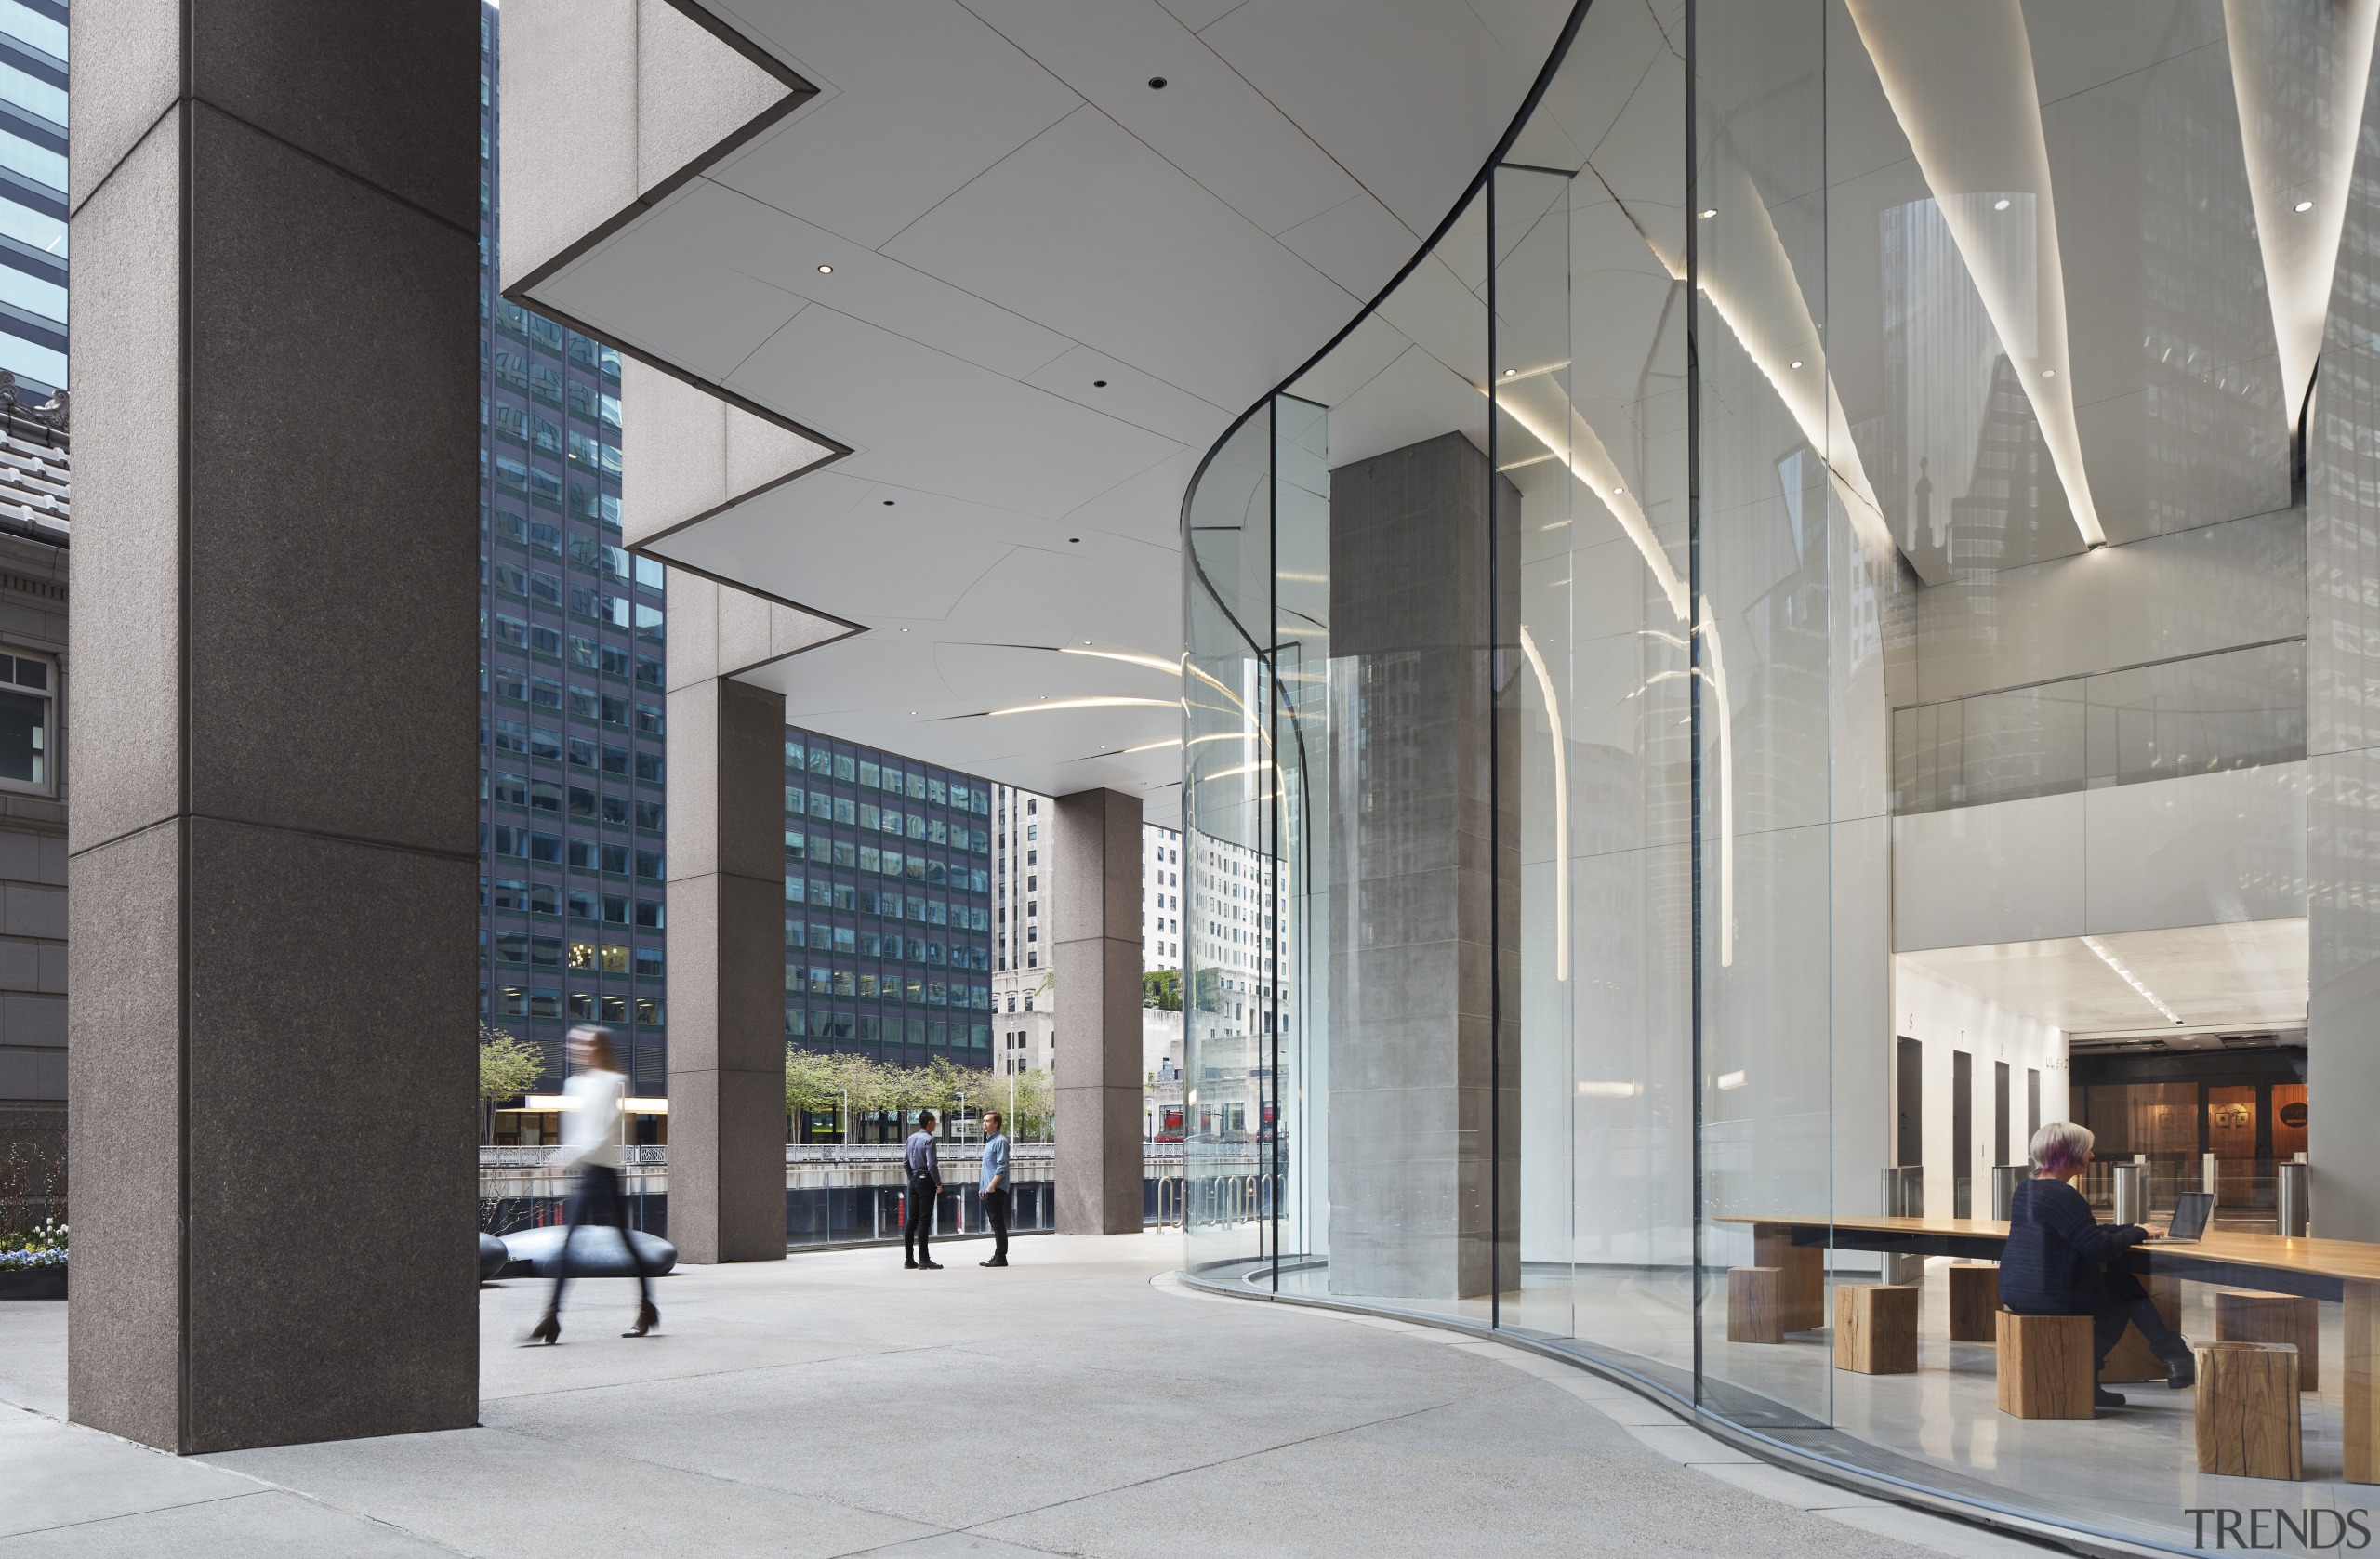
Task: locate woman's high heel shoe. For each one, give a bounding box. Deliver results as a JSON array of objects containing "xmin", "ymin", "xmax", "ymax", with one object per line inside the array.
[
  {"xmin": 623, "ymin": 1301, "xmax": 658, "ymax": 1338},
  {"xmin": 523, "ymin": 1313, "xmax": 561, "ymax": 1346}
]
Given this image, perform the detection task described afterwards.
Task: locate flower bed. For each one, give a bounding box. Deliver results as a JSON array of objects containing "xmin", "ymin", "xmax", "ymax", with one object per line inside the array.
[{"xmin": 0, "ymin": 1218, "xmax": 65, "ymax": 1297}]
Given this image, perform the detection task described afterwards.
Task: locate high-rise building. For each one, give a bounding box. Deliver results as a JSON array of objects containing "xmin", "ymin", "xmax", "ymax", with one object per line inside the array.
[
  {"xmin": 783, "ymin": 725, "xmax": 993, "ymax": 1090},
  {"xmin": 1141, "ymin": 824, "xmax": 1182, "ymax": 974},
  {"xmin": 475, "ymin": 2, "xmax": 666, "ymax": 1123},
  {"xmin": 0, "ymin": 0, "xmax": 66, "ymax": 402}
]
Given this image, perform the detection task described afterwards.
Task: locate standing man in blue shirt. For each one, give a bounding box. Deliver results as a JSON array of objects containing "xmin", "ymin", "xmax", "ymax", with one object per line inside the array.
[
  {"xmin": 903, "ymin": 1110, "xmax": 943, "ymax": 1270},
  {"xmin": 979, "ymin": 1110, "xmax": 1012, "ymax": 1268}
]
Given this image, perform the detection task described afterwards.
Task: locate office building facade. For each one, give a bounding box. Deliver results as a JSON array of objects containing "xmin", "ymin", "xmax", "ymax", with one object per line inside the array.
[
  {"xmin": 474, "ymin": 1, "xmax": 664, "ymax": 1109},
  {"xmin": 0, "ymin": 0, "xmax": 65, "ymax": 400},
  {"xmin": 0, "ymin": 409, "xmax": 63, "ymax": 1160},
  {"xmin": 783, "ymin": 725, "xmax": 992, "ymax": 1070}
]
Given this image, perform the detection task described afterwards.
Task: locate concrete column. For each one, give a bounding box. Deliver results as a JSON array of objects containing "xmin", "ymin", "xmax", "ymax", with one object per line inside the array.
[
  {"xmin": 1053, "ymin": 787, "xmax": 1143, "ymax": 1234},
  {"xmin": 1327, "ymin": 432, "xmax": 1518, "ymax": 1301},
  {"xmin": 68, "ymin": 6, "xmax": 481, "ymax": 1452},
  {"xmin": 665, "ymin": 577, "xmax": 790, "ymax": 1262}
]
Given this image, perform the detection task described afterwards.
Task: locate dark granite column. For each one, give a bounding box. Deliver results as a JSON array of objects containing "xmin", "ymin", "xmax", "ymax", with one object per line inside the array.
[
  {"xmin": 1053, "ymin": 787, "xmax": 1144, "ymax": 1234},
  {"xmin": 664, "ymin": 577, "xmax": 790, "ymax": 1263},
  {"xmin": 68, "ymin": 5, "xmax": 481, "ymax": 1452},
  {"xmin": 1327, "ymin": 432, "xmax": 1519, "ymax": 1301}
]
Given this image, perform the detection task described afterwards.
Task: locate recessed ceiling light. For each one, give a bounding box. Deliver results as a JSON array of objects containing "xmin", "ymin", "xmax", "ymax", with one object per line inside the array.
[
  {"xmin": 1993, "ymin": 198, "xmax": 2010, "ymax": 211},
  {"xmin": 900, "ymin": 627, "xmax": 908, "ymax": 632},
  {"xmin": 1790, "ymin": 360, "xmax": 1803, "ymax": 369},
  {"xmin": 1093, "ymin": 379, "xmax": 1108, "ymax": 388},
  {"xmin": 1699, "ymin": 208, "xmax": 1716, "ymax": 219},
  {"xmin": 2042, "ymin": 368, "xmax": 2056, "ymax": 378},
  {"xmin": 817, "ymin": 264, "xmax": 833, "ymax": 274},
  {"xmin": 1083, "ymin": 640, "xmax": 1093, "ymax": 644},
  {"xmin": 1148, "ymin": 76, "xmax": 1167, "ymax": 88},
  {"xmin": 882, "ymin": 499, "xmax": 894, "ymax": 506},
  {"xmin": 1611, "ymin": 485, "xmax": 1622, "ymax": 494},
  {"xmin": 1068, "ymin": 537, "xmax": 1080, "ymax": 543},
  {"xmin": 2295, "ymin": 199, "xmax": 2316, "ymax": 213},
  {"xmin": 1502, "ymin": 368, "xmax": 1516, "ymax": 377}
]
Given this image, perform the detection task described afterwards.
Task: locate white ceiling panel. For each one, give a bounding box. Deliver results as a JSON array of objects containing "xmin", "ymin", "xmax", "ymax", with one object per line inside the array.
[
  {"xmin": 1323, "ymin": 342, "xmax": 1490, "ymax": 470},
  {"xmin": 1275, "ymin": 192, "xmax": 1424, "ymax": 307},
  {"xmin": 704, "ymin": 0, "xmax": 1084, "ymax": 248},
  {"xmin": 1023, "ymin": 344, "xmax": 1233, "ymax": 447},
  {"xmin": 966, "ymin": 0, "xmax": 1370, "ymax": 238},
  {"xmin": 724, "ymin": 304, "xmax": 1183, "ymax": 518},
  {"xmin": 647, "ymin": 470, "xmax": 1018, "ymax": 624},
  {"xmin": 650, "ymin": 180, "xmax": 1077, "ymax": 379},
  {"xmin": 881, "ymin": 106, "xmax": 1362, "ymax": 408},
  {"xmin": 1900, "ymin": 918, "xmax": 2308, "ymax": 1038},
  {"xmin": 1201, "ymin": 0, "xmax": 1557, "ymax": 231},
  {"xmin": 523, "ymin": 1, "xmax": 1568, "ymax": 799},
  {"xmin": 540, "ymin": 224, "xmax": 810, "ymax": 383},
  {"xmin": 1054, "ymin": 445, "xmax": 1209, "ymax": 555}
]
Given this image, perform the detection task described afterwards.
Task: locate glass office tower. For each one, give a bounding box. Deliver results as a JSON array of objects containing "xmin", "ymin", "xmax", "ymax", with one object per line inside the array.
[
  {"xmin": 477, "ymin": 3, "xmax": 666, "ymax": 1103},
  {"xmin": 783, "ymin": 725, "xmax": 994, "ymax": 1077},
  {"xmin": 0, "ymin": 0, "xmax": 66, "ymax": 397},
  {"xmin": 1183, "ymin": 2, "xmax": 2380, "ymax": 1549}
]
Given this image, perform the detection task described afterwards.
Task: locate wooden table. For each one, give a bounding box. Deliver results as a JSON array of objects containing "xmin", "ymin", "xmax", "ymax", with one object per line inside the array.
[{"xmin": 1720, "ymin": 1214, "xmax": 2380, "ymax": 1483}]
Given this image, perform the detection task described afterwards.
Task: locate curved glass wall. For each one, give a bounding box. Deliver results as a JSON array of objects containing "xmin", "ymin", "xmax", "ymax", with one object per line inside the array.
[{"xmin": 1182, "ymin": 1, "xmax": 2380, "ymax": 1551}]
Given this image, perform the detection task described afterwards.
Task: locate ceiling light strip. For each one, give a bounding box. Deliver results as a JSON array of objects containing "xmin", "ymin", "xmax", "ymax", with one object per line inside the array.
[{"xmin": 2082, "ymin": 934, "xmax": 2185, "ymax": 1026}]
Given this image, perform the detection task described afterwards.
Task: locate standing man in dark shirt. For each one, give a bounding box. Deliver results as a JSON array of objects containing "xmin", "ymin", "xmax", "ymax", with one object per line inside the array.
[
  {"xmin": 2001, "ymin": 1120, "xmax": 2193, "ymax": 1407},
  {"xmin": 904, "ymin": 1110, "xmax": 943, "ymax": 1270}
]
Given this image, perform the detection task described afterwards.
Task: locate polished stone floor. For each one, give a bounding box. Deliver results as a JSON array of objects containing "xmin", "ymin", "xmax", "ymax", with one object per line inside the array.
[
  {"xmin": 1255, "ymin": 1251, "xmax": 2380, "ymax": 1553},
  {"xmin": 0, "ymin": 1234, "xmax": 2053, "ymax": 1558}
]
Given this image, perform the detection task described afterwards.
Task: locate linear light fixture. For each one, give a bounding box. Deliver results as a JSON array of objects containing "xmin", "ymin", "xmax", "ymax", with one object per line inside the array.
[
  {"xmin": 1518, "ymin": 624, "xmax": 1568, "ymax": 982},
  {"xmin": 1119, "ymin": 736, "xmax": 1184, "ymax": 754},
  {"xmin": 987, "ymin": 696, "xmax": 1177, "ymax": 716},
  {"xmin": 1845, "ymin": 0, "xmax": 2108, "ymax": 549},
  {"xmin": 2082, "ymin": 935, "xmax": 2185, "ymax": 1025},
  {"xmin": 1058, "ymin": 645, "xmax": 1183, "ymax": 676},
  {"xmin": 2225, "ymin": 0, "xmax": 2380, "ymax": 431},
  {"xmin": 1577, "ymin": 1081, "xmax": 1642, "ymax": 1098}
]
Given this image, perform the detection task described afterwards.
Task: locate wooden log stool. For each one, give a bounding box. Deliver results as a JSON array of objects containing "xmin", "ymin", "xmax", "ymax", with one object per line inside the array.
[
  {"xmin": 1727, "ymin": 1267, "xmax": 1785, "ymax": 1344},
  {"xmin": 2102, "ymin": 1275, "xmax": 2183, "ymax": 1383},
  {"xmin": 1833, "ymin": 1285, "xmax": 1918, "ymax": 1374},
  {"xmin": 2197, "ymin": 1341, "xmax": 2303, "ymax": 1481},
  {"xmin": 2215, "ymin": 1293, "xmax": 2320, "ymax": 1391},
  {"xmin": 1752, "ymin": 1223, "xmax": 1824, "ymax": 1332},
  {"xmin": 1997, "ymin": 1309, "xmax": 2096, "ymax": 1420},
  {"xmin": 1948, "ymin": 1262, "xmax": 2000, "ymax": 1342}
]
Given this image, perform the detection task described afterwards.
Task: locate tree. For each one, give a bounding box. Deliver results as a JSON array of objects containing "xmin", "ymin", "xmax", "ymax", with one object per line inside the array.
[
  {"xmin": 479, "ymin": 1024, "xmax": 547, "ymax": 1145},
  {"xmin": 1143, "ymin": 969, "xmax": 1181, "ymax": 1011},
  {"xmin": 480, "ymin": 1024, "xmax": 546, "ymax": 1103}
]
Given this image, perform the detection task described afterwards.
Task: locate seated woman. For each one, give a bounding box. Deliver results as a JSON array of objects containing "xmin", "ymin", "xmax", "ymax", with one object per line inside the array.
[{"xmin": 1999, "ymin": 1121, "xmax": 2195, "ymax": 1407}]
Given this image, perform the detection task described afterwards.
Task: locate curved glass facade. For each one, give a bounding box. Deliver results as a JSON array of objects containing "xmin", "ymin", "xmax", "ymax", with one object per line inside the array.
[{"xmin": 1182, "ymin": 2, "xmax": 2380, "ymax": 1550}]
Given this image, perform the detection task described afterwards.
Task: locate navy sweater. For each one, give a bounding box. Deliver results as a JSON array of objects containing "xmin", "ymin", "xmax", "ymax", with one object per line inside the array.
[{"xmin": 1998, "ymin": 1175, "xmax": 2146, "ymax": 1314}]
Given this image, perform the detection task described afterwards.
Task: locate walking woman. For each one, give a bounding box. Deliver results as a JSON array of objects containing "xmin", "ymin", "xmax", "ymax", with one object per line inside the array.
[{"xmin": 526, "ymin": 1024, "xmax": 657, "ymax": 1343}]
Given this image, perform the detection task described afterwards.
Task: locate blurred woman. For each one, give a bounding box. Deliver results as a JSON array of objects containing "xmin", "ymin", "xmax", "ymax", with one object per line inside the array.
[
  {"xmin": 525, "ymin": 1024, "xmax": 656, "ymax": 1343},
  {"xmin": 1999, "ymin": 1120, "xmax": 2190, "ymax": 1407}
]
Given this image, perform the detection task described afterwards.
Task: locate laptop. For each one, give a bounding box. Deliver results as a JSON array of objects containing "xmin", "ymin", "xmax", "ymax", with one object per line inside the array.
[{"xmin": 2143, "ymin": 1190, "xmax": 2215, "ymax": 1244}]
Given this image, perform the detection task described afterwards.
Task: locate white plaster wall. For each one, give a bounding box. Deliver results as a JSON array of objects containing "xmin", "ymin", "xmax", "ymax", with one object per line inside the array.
[
  {"xmin": 1894, "ymin": 764, "xmax": 2309, "ymax": 951},
  {"xmin": 1892, "ymin": 958, "xmax": 2069, "ymax": 1221}
]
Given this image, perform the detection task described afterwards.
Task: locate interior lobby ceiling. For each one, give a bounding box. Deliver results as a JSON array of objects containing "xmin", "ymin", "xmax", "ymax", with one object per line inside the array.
[
  {"xmin": 1898, "ymin": 917, "xmax": 2310, "ymax": 1041},
  {"xmin": 512, "ymin": 0, "xmax": 1577, "ymax": 815}
]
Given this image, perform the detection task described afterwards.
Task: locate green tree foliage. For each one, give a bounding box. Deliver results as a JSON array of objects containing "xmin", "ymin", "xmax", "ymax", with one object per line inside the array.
[
  {"xmin": 783, "ymin": 1047, "xmax": 1057, "ymax": 1140},
  {"xmin": 479, "ymin": 1024, "xmax": 547, "ymax": 1103},
  {"xmin": 1143, "ymin": 969, "xmax": 1182, "ymax": 1011}
]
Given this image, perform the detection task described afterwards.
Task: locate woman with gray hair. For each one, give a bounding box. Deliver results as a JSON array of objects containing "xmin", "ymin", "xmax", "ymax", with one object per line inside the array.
[{"xmin": 1999, "ymin": 1120, "xmax": 2191, "ymax": 1408}]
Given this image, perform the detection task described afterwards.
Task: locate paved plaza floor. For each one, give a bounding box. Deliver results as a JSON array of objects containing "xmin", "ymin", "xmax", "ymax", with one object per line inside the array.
[{"xmin": 0, "ymin": 1234, "xmax": 2058, "ymax": 1558}]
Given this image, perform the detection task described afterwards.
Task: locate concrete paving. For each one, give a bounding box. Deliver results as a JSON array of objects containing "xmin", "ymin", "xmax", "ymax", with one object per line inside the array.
[{"xmin": 0, "ymin": 1233, "xmax": 2054, "ymax": 1558}]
